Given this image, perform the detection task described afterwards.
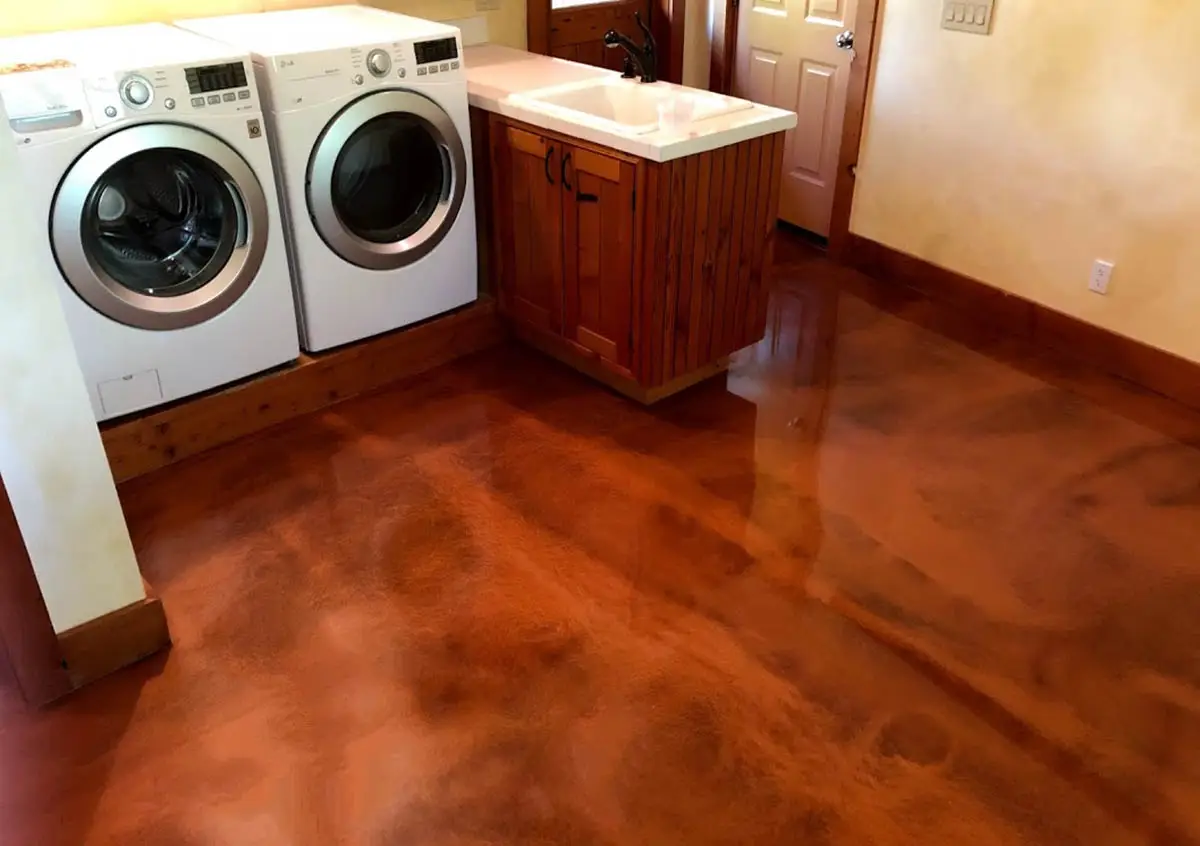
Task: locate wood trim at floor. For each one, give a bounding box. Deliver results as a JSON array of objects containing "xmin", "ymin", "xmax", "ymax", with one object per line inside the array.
[
  {"xmin": 57, "ymin": 588, "xmax": 170, "ymax": 692},
  {"xmin": 845, "ymin": 234, "xmax": 1200, "ymax": 413},
  {"xmin": 101, "ymin": 299, "xmax": 506, "ymax": 484}
]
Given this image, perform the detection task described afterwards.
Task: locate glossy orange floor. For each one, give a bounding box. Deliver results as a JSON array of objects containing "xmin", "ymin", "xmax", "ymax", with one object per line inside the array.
[{"xmin": 4, "ymin": 232, "xmax": 1200, "ymax": 844}]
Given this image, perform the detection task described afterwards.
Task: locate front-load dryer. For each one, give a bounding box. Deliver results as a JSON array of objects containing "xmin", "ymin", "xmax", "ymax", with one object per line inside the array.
[
  {"xmin": 176, "ymin": 5, "xmax": 478, "ymax": 352},
  {"xmin": 0, "ymin": 24, "xmax": 300, "ymax": 421}
]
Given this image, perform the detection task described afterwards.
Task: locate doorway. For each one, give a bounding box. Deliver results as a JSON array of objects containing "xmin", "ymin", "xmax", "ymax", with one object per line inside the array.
[{"xmin": 714, "ymin": 0, "xmax": 880, "ymax": 251}]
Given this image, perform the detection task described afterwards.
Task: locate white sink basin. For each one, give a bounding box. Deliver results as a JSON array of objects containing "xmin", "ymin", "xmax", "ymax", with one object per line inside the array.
[{"xmin": 513, "ymin": 76, "xmax": 755, "ymax": 136}]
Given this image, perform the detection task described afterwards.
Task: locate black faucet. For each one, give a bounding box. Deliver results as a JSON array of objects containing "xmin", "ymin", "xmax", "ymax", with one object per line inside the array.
[{"xmin": 603, "ymin": 12, "xmax": 658, "ymax": 83}]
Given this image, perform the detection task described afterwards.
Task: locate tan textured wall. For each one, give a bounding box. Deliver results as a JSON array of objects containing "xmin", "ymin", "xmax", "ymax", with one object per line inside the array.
[
  {"xmin": 0, "ymin": 0, "xmax": 526, "ymax": 47},
  {"xmin": 0, "ymin": 101, "xmax": 146, "ymax": 633},
  {"xmin": 851, "ymin": 0, "xmax": 1200, "ymax": 362}
]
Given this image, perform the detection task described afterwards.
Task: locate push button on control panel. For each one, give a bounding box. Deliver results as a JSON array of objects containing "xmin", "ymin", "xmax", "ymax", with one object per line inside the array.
[
  {"xmin": 192, "ymin": 97, "xmax": 205, "ymax": 108},
  {"xmin": 238, "ymin": 89, "xmax": 251, "ymax": 100},
  {"xmin": 207, "ymin": 94, "xmax": 221, "ymax": 105}
]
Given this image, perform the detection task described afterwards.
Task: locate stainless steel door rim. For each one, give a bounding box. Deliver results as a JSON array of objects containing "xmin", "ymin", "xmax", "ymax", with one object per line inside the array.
[
  {"xmin": 307, "ymin": 89, "xmax": 468, "ymax": 271},
  {"xmin": 51, "ymin": 123, "xmax": 268, "ymax": 330}
]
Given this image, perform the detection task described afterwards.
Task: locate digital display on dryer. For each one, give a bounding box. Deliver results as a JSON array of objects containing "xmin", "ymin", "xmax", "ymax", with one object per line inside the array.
[
  {"xmin": 185, "ymin": 62, "xmax": 249, "ymax": 95},
  {"xmin": 413, "ymin": 38, "xmax": 458, "ymax": 65}
]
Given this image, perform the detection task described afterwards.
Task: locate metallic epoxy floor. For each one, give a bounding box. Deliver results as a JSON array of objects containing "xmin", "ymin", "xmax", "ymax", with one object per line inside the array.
[{"xmin": 3, "ymin": 233, "xmax": 1198, "ymax": 844}]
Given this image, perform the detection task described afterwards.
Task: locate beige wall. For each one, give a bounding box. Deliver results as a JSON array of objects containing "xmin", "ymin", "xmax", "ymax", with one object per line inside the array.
[
  {"xmin": 0, "ymin": 0, "xmax": 526, "ymax": 47},
  {"xmin": 0, "ymin": 101, "xmax": 146, "ymax": 634},
  {"xmin": 851, "ymin": 0, "xmax": 1200, "ymax": 363}
]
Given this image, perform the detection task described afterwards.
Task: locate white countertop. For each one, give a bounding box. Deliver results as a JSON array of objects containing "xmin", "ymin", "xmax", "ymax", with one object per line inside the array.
[{"xmin": 463, "ymin": 44, "xmax": 797, "ymax": 162}]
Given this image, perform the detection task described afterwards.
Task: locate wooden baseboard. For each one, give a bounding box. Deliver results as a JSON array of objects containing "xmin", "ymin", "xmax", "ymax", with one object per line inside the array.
[
  {"xmin": 57, "ymin": 590, "xmax": 170, "ymax": 692},
  {"xmin": 844, "ymin": 235, "xmax": 1200, "ymax": 413},
  {"xmin": 102, "ymin": 299, "xmax": 506, "ymax": 483},
  {"xmin": 513, "ymin": 322, "xmax": 729, "ymax": 404}
]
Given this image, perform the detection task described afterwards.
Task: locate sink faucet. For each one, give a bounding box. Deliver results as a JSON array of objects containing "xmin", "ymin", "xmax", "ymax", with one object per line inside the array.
[{"xmin": 603, "ymin": 12, "xmax": 658, "ymax": 83}]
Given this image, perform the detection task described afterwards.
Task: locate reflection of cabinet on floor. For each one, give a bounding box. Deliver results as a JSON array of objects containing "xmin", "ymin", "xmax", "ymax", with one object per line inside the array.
[{"xmin": 478, "ymin": 109, "xmax": 786, "ymax": 403}]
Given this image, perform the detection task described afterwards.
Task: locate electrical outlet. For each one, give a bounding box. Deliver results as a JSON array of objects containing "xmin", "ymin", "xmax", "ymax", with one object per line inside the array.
[{"xmin": 1089, "ymin": 259, "xmax": 1115, "ymax": 295}]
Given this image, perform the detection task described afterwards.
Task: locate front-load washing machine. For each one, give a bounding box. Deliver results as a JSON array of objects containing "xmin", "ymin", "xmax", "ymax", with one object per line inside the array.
[
  {"xmin": 0, "ymin": 24, "xmax": 300, "ymax": 422},
  {"xmin": 176, "ymin": 5, "xmax": 478, "ymax": 352}
]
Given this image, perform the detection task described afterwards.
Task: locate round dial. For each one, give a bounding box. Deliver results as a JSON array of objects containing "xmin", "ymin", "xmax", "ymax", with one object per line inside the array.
[
  {"xmin": 121, "ymin": 76, "xmax": 153, "ymax": 108},
  {"xmin": 366, "ymin": 49, "xmax": 392, "ymax": 78}
]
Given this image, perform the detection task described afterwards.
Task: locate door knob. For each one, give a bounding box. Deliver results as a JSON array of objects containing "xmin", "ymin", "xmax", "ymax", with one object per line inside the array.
[{"xmin": 835, "ymin": 30, "xmax": 855, "ymax": 50}]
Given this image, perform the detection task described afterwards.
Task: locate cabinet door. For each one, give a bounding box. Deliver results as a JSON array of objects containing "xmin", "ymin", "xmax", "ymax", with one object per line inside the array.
[
  {"xmin": 491, "ymin": 120, "xmax": 564, "ymax": 333},
  {"xmin": 562, "ymin": 145, "xmax": 638, "ymax": 375}
]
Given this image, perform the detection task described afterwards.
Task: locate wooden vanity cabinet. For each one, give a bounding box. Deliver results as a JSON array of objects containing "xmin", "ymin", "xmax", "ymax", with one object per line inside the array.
[{"xmin": 484, "ymin": 110, "xmax": 784, "ymax": 403}]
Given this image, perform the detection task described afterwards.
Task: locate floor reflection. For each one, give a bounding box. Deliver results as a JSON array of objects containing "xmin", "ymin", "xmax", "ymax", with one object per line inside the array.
[{"xmin": 2, "ymin": 230, "xmax": 1198, "ymax": 844}]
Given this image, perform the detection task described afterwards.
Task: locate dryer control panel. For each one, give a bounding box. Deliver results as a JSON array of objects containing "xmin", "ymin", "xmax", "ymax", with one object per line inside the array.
[{"xmin": 265, "ymin": 35, "xmax": 464, "ymax": 109}]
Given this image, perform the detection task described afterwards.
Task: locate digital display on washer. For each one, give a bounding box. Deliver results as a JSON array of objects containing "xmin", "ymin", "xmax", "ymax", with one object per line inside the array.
[
  {"xmin": 184, "ymin": 62, "xmax": 249, "ymax": 95},
  {"xmin": 413, "ymin": 38, "xmax": 458, "ymax": 65}
]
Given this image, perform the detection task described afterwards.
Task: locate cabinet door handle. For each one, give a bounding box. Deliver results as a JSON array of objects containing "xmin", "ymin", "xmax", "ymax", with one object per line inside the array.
[
  {"xmin": 577, "ymin": 191, "xmax": 599, "ymax": 203},
  {"xmin": 561, "ymin": 151, "xmax": 573, "ymax": 192},
  {"xmin": 544, "ymin": 144, "xmax": 555, "ymax": 185}
]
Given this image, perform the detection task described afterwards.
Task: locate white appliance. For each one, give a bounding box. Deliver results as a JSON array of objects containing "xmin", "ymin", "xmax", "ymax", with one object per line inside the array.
[
  {"xmin": 0, "ymin": 24, "xmax": 300, "ymax": 422},
  {"xmin": 176, "ymin": 6, "xmax": 478, "ymax": 352}
]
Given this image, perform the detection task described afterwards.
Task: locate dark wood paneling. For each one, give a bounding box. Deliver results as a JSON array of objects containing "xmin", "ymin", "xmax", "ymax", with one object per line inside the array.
[
  {"xmin": 487, "ymin": 110, "xmax": 784, "ymax": 401},
  {"xmin": 649, "ymin": 0, "xmax": 685, "ymax": 84},
  {"xmin": 700, "ymin": 144, "xmax": 724, "ymax": 367},
  {"xmin": 550, "ymin": 0, "xmax": 643, "ymax": 72},
  {"xmin": 639, "ymin": 133, "xmax": 782, "ymax": 387},
  {"xmin": 845, "ymin": 234, "xmax": 1200, "ymax": 413},
  {"xmin": 748, "ymin": 132, "xmax": 787, "ymax": 340},
  {"xmin": 728, "ymin": 135, "xmax": 764, "ymax": 350},
  {"xmin": 709, "ymin": 140, "xmax": 740, "ymax": 362},
  {"xmin": 685, "ymin": 149, "xmax": 714, "ymax": 372},
  {"xmin": 57, "ymin": 590, "xmax": 169, "ymax": 691},
  {"xmin": 492, "ymin": 121, "xmax": 565, "ymax": 333},
  {"xmin": 673, "ymin": 154, "xmax": 700, "ymax": 378},
  {"xmin": 562, "ymin": 144, "xmax": 638, "ymax": 375},
  {"xmin": 102, "ymin": 300, "xmax": 504, "ymax": 482},
  {"xmin": 469, "ymin": 107, "xmax": 495, "ymax": 297},
  {"xmin": 0, "ymin": 478, "xmax": 71, "ymax": 707},
  {"xmin": 638, "ymin": 153, "xmax": 669, "ymax": 384},
  {"xmin": 660, "ymin": 158, "xmax": 687, "ymax": 383}
]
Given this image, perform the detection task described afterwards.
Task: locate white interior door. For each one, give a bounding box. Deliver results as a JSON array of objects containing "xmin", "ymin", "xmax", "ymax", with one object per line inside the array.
[{"xmin": 734, "ymin": 0, "xmax": 858, "ymax": 236}]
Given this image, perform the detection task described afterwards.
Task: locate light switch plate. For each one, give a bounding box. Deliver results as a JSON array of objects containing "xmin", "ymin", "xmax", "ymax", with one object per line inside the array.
[{"xmin": 942, "ymin": 0, "xmax": 995, "ymax": 34}]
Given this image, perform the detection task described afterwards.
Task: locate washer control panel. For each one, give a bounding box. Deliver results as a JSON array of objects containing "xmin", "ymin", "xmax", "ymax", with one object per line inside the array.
[{"xmin": 80, "ymin": 60, "xmax": 259, "ymax": 128}]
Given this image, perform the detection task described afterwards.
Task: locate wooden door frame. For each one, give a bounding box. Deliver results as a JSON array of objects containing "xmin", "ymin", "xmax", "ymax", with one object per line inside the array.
[
  {"xmin": 527, "ymin": 0, "xmax": 686, "ymax": 85},
  {"xmin": 0, "ymin": 475, "xmax": 72, "ymax": 707},
  {"xmin": 710, "ymin": 0, "xmax": 883, "ymax": 258}
]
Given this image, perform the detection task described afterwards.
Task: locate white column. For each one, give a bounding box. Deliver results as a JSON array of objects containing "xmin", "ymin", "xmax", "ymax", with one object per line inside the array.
[{"xmin": 0, "ymin": 96, "xmax": 145, "ymax": 633}]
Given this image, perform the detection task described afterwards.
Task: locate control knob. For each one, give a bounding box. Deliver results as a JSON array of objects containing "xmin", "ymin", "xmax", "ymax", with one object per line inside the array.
[
  {"xmin": 121, "ymin": 75, "xmax": 153, "ymax": 108},
  {"xmin": 366, "ymin": 49, "xmax": 392, "ymax": 78}
]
